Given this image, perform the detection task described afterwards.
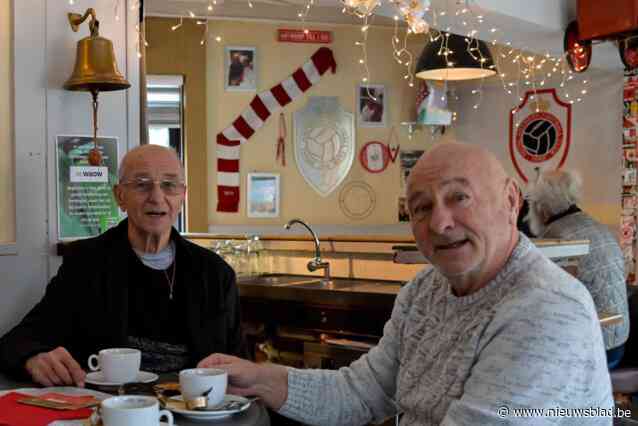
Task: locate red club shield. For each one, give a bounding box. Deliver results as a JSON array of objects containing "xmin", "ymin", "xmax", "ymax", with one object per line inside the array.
[{"xmin": 509, "ymin": 89, "xmax": 572, "ymax": 183}]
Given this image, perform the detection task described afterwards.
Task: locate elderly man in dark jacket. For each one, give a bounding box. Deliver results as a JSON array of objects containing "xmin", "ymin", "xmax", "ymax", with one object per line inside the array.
[{"xmin": 0, "ymin": 145, "xmax": 244, "ymax": 386}]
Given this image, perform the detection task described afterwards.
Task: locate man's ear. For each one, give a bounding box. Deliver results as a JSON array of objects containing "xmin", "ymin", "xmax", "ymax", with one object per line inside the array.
[
  {"xmin": 179, "ymin": 185, "xmax": 188, "ymax": 211},
  {"xmin": 504, "ymin": 178, "xmax": 520, "ymax": 224},
  {"xmin": 113, "ymin": 184, "xmax": 126, "ymax": 212}
]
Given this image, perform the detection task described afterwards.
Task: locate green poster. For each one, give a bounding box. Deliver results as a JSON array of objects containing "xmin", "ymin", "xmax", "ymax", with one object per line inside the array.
[{"xmin": 56, "ymin": 135, "xmax": 121, "ymax": 240}]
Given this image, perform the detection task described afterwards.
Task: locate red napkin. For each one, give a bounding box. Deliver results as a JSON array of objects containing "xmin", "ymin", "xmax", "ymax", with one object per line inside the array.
[{"xmin": 0, "ymin": 392, "xmax": 93, "ymax": 426}]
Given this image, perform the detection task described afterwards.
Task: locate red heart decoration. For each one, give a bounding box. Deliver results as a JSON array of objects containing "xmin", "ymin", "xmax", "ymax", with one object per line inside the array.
[{"xmin": 388, "ymin": 145, "xmax": 400, "ymax": 163}]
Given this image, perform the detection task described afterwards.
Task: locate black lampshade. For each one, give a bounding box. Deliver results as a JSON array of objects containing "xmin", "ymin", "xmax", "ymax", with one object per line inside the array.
[{"xmin": 416, "ymin": 32, "xmax": 497, "ymax": 81}]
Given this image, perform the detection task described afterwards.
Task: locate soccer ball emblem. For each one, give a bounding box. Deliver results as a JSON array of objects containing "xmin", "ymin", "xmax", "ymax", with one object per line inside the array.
[
  {"xmin": 302, "ymin": 125, "xmax": 348, "ymax": 169},
  {"xmin": 515, "ymin": 112, "xmax": 563, "ymax": 163},
  {"xmin": 522, "ymin": 119, "xmax": 557, "ymax": 157}
]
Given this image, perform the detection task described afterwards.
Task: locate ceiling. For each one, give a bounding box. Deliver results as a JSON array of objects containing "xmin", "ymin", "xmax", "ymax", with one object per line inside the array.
[
  {"xmin": 145, "ymin": 0, "xmax": 398, "ymax": 26},
  {"xmin": 145, "ymin": 0, "xmax": 624, "ymax": 71}
]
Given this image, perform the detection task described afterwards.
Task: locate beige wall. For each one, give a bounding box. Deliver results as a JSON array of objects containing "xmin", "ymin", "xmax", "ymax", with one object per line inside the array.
[
  {"xmin": 206, "ymin": 22, "xmax": 445, "ymax": 227},
  {"xmin": 146, "ymin": 18, "xmax": 208, "ymax": 232},
  {"xmin": 0, "ymin": 0, "xmax": 15, "ymax": 243},
  {"xmin": 150, "ymin": 17, "xmax": 621, "ymax": 232},
  {"xmin": 451, "ymin": 56, "xmax": 623, "ymax": 230}
]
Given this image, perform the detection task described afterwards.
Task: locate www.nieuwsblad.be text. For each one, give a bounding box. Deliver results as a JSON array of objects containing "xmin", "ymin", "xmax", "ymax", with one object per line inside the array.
[{"xmin": 497, "ymin": 406, "xmax": 631, "ymax": 418}]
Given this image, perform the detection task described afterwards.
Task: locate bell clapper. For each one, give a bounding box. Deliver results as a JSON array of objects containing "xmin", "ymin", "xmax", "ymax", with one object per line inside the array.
[{"xmin": 88, "ymin": 88, "xmax": 102, "ymax": 166}]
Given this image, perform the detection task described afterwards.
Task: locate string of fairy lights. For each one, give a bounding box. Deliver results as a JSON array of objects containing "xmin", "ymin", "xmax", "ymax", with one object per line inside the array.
[{"xmin": 71, "ymin": 0, "xmax": 593, "ymax": 123}]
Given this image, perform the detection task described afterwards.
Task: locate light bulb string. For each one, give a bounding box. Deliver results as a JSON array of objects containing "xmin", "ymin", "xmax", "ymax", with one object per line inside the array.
[{"xmin": 143, "ymin": 0, "xmax": 592, "ymax": 114}]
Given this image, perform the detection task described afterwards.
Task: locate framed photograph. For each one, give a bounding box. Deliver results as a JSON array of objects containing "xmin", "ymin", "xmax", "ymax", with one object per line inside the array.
[
  {"xmin": 247, "ymin": 173, "xmax": 280, "ymax": 218},
  {"xmin": 398, "ymin": 197, "xmax": 409, "ymax": 222},
  {"xmin": 357, "ymin": 84, "xmax": 387, "ymax": 127},
  {"xmin": 224, "ymin": 46, "xmax": 257, "ymax": 91},
  {"xmin": 399, "ymin": 149, "xmax": 424, "ymax": 190}
]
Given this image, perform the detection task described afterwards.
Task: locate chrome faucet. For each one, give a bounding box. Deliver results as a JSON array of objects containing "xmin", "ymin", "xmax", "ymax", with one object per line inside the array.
[{"xmin": 284, "ymin": 218, "xmax": 331, "ymax": 284}]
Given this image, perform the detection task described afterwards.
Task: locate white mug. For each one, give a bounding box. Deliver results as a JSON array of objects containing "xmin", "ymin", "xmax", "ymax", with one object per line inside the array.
[
  {"xmin": 101, "ymin": 395, "xmax": 173, "ymax": 426},
  {"xmin": 179, "ymin": 368, "xmax": 228, "ymax": 408},
  {"xmin": 88, "ymin": 348, "xmax": 141, "ymax": 383}
]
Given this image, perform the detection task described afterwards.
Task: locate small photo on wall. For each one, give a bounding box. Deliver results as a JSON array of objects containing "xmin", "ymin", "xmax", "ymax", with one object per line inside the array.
[
  {"xmin": 224, "ymin": 46, "xmax": 257, "ymax": 91},
  {"xmin": 398, "ymin": 197, "xmax": 409, "ymax": 222},
  {"xmin": 357, "ymin": 84, "xmax": 387, "ymax": 127},
  {"xmin": 399, "ymin": 149, "xmax": 424, "ymax": 189},
  {"xmin": 247, "ymin": 173, "xmax": 280, "ymax": 218}
]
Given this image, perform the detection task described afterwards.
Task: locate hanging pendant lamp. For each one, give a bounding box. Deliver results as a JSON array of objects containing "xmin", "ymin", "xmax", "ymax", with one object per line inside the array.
[{"xmin": 415, "ymin": 32, "xmax": 497, "ymax": 81}]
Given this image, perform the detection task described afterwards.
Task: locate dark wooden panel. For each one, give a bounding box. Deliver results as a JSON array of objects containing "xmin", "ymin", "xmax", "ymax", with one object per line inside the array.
[
  {"xmin": 240, "ymin": 297, "xmax": 392, "ymax": 337},
  {"xmin": 578, "ymin": 0, "xmax": 638, "ymax": 40}
]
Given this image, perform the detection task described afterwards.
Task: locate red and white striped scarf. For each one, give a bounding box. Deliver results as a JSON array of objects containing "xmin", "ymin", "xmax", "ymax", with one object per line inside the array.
[{"xmin": 216, "ymin": 47, "xmax": 337, "ymax": 212}]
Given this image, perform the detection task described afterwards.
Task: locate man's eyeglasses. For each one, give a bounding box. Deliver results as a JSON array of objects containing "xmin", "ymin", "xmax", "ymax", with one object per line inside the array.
[{"xmin": 120, "ymin": 177, "xmax": 186, "ymax": 195}]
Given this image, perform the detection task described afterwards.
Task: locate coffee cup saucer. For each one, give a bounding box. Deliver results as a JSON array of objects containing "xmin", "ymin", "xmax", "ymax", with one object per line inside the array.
[
  {"xmin": 166, "ymin": 395, "xmax": 251, "ymax": 420},
  {"xmin": 85, "ymin": 371, "xmax": 159, "ymax": 386}
]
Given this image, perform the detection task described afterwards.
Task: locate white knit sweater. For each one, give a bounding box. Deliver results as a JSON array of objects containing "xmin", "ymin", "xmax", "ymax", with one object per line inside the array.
[
  {"xmin": 278, "ymin": 235, "xmax": 613, "ymax": 425},
  {"xmin": 541, "ymin": 211, "xmax": 629, "ymax": 350}
]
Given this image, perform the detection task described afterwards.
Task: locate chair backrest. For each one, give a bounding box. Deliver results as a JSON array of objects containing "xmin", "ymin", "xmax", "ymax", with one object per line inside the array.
[{"xmin": 618, "ymin": 291, "xmax": 638, "ymax": 368}]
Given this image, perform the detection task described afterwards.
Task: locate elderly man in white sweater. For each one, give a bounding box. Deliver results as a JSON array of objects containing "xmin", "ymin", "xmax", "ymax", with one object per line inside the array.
[{"xmin": 200, "ymin": 143, "xmax": 613, "ymax": 425}]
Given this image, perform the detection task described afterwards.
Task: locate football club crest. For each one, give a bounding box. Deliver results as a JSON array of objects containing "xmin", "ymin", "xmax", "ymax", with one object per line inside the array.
[
  {"xmin": 294, "ymin": 97, "xmax": 355, "ymax": 196},
  {"xmin": 509, "ymin": 89, "xmax": 572, "ymax": 183},
  {"xmin": 360, "ymin": 141, "xmax": 397, "ymax": 173}
]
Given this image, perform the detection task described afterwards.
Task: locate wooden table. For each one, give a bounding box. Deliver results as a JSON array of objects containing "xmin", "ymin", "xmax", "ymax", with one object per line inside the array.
[{"xmin": 0, "ymin": 372, "xmax": 270, "ymax": 426}]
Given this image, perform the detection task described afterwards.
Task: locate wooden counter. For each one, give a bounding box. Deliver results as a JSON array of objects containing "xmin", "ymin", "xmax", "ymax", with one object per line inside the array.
[
  {"xmin": 392, "ymin": 238, "xmax": 590, "ymax": 264},
  {"xmin": 237, "ymin": 274, "xmax": 620, "ymax": 328}
]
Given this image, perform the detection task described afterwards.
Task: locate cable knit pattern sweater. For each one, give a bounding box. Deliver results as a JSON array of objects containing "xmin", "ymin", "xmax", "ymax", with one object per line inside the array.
[
  {"xmin": 278, "ymin": 235, "xmax": 613, "ymax": 425},
  {"xmin": 540, "ymin": 211, "xmax": 629, "ymax": 350}
]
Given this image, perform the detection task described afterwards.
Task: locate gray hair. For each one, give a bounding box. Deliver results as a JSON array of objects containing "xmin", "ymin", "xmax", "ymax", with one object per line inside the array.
[
  {"xmin": 527, "ymin": 169, "xmax": 583, "ymax": 217},
  {"xmin": 118, "ymin": 162, "xmax": 127, "ymax": 182}
]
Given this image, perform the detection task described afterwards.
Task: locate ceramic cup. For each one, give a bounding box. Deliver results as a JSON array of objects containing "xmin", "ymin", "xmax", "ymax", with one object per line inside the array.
[
  {"xmin": 179, "ymin": 368, "xmax": 228, "ymax": 408},
  {"xmin": 101, "ymin": 395, "xmax": 173, "ymax": 426},
  {"xmin": 88, "ymin": 348, "xmax": 141, "ymax": 383}
]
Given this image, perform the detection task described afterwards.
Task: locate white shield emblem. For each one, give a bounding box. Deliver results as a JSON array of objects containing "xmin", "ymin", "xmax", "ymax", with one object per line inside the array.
[
  {"xmin": 294, "ymin": 97, "xmax": 355, "ymax": 196},
  {"xmin": 509, "ymin": 88, "xmax": 572, "ymax": 183}
]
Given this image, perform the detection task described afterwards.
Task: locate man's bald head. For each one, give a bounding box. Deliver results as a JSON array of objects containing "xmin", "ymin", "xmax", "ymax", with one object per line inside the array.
[
  {"xmin": 406, "ymin": 141, "xmax": 520, "ymax": 296},
  {"xmin": 407, "ymin": 142, "xmax": 509, "ymax": 195},
  {"xmin": 118, "ymin": 145, "xmax": 183, "ymax": 182}
]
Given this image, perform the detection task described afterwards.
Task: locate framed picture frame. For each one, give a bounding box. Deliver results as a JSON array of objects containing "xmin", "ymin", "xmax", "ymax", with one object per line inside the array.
[
  {"xmin": 357, "ymin": 84, "xmax": 387, "ymax": 127},
  {"xmin": 224, "ymin": 46, "xmax": 257, "ymax": 92},
  {"xmin": 247, "ymin": 173, "xmax": 280, "ymax": 218}
]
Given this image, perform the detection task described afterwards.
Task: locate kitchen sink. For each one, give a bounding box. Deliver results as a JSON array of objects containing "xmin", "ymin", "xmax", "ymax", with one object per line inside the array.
[
  {"xmin": 291, "ymin": 279, "xmax": 357, "ymax": 290},
  {"xmin": 237, "ymin": 273, "xmax": 321, "ymax": 287},
  {"xmin": 237, "ymin": 274, "xmax": 403, "ymax": 294}
]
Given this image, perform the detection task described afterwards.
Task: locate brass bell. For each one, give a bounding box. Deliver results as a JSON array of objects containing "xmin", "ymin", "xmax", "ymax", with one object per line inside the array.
[
  {"xmin": 64, "ymin": 8, "xmax": 130, "ymax": 92},
  {"xmin": 64, "ymin": 8, "xmax": 130, "ymax": 165}
]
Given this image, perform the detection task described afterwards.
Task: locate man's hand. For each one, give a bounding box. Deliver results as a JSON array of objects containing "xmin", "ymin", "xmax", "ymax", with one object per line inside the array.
[
  {"xmin": 25, "ymin": 347, "xmax": 86, "ymax": 387},
  {"xmin": 198, "ymin": 353, "xmax": 288, "ymax": 410}
]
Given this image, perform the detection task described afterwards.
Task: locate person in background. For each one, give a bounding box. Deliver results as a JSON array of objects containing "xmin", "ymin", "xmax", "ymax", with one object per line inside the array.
[
  {"xmin": 198, "ymin": 142, "xmax": 612, "ymax": 425},
  {"xmin": 228, "ymin": 52, "xmax": 244, "ymax": 86},
  {"xmin": 0, "ymin": 145, "xmax": 244, "ymax": 386},
  {"xmin": 516, "ymin": 188, "xmax": 536, "ymax": 238},
  {"xmin": 239, "ymin": 53, "xmax": 256, "ymax": 88},
  {"xmin": 526, "ymin": 168, "xmax": 629, "ymax": 369}
]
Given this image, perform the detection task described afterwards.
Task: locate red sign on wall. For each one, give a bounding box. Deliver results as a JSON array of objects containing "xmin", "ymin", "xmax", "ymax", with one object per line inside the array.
[{"xmin": 277, "ymin": 29, "xmax": 332, "ymax": 44}]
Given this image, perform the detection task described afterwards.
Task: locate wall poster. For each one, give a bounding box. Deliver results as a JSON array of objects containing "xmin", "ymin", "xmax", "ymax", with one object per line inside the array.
[
  {"xmin": 623, "ymin": 72, "xmax": 638, "ymax": 284},
  {"xmin": 56, "ymin": 135, "xmax": 120, "ymax": 240},
  {"xmin": 224, "ymin": 46, "xmax": 257, "ymax": 92},
  {"xmin": 399, "ymin": 149, "xmax": 424, "ymax": 191},
  {"xmin": 357, "ymin": 84, "xmax": 387, "ymax": 128},
  {"xmin": 247, "ymin": 173, "xmax": 280, "ymax": 218}
]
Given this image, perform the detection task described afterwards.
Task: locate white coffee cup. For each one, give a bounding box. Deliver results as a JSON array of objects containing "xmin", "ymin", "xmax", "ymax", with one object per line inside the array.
[
  {"xmin": 88, "ymin": 348, "xmax": 141, "ymax": 383},
  {"xmin": 179, "ymin": 368, "xmax": 228, "ymax": 408},
  {"xmin": 101, "ymin": 395, "xmax": 173, "ymax": 426}
]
